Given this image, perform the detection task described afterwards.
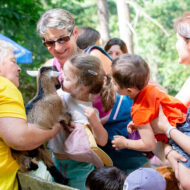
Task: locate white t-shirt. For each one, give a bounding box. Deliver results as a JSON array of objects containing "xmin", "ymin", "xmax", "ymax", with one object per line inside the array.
[{"xmin": 48, "ymin": 89, "xmax": 99, "ymax": 154}]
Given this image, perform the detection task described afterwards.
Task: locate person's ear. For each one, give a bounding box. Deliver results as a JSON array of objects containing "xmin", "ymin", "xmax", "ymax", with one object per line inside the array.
[
  {"xmin": 126, "ymin": 88, "xmax": 133, "ymax": 95},
  {"xmin": 73, "ymin": 26, "xmax": 78, "ymax": 40}
]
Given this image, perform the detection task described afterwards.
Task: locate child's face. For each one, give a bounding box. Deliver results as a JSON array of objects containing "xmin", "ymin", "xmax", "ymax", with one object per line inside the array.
[{"xmin": 62, "ymin": 60, "xmax": 77, "ymax": 93}]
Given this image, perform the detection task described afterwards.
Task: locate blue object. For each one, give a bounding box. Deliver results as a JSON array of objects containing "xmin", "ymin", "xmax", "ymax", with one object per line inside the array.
[
  {"xmin": 0, "ymin": 33, "xmax": 32, "ymax": 64},
  {"xmin": 169, "ymin": 105, "xmax": 190, "ymax": 168},
  {"xmin": 101, "ymin": 94, "xmax": 148, "ymax": 174}
]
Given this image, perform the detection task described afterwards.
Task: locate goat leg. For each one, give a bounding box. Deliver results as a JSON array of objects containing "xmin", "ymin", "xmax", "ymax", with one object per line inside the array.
[
  {"xmin": 38, "ymin": 146, "xmax": 69, "ymax": 185},
  {"xmin": 47, "ymin": 165, "xmax": 69, "ymax": 185},
  {"xmin": 11, "ymin": 150, "xmax": 38, "ymax": 172}
]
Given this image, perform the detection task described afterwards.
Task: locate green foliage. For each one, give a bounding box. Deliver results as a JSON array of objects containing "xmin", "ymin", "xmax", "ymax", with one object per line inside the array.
[
  {"xmin": 0, "ymin": 0, "xmax": 52, "ymax": 103},
  {"xmin": 1, "ymin": 0, "xmax": 190, "ymax": 103},
  {"xmin": 129, "ymin": 0, "xmax": 190, "ymax": 95}
]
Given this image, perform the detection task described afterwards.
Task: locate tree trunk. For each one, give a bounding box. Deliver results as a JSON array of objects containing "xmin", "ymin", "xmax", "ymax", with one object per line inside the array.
[
  {"xmin": 97, "ymin": 0, "xmax": 110, "ymax": 46},
  {"xmin": 116, "ymin": 0, "xmax": 134, "ymax": 54}
]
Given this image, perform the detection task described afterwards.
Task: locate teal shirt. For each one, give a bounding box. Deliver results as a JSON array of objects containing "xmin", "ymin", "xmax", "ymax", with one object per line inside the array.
[{"xmin": 52, "ymin": 155, "xmax": 94, "ymax": 190}]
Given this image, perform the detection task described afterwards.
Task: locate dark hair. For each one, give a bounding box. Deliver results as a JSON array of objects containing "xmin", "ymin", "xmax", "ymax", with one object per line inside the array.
[
  {"xmin": 104, "ymin": 38, "xmax": 128, "ymax": 54},
  {"xmin": 174, "ymin": 12, "xmax": 190, "ymax": 39},
  {"xmin": 112, "ymin": 54, "xmax": 150, "ymax": 90},
  {"xmin": 77, "ymin": 26, "xmax": 100, "ymax": 50},
  {"xmin": 69, "ymin": 54, "xmax": 115, "ymax": 112},
  {"xmin": 86, "ymin": 167, "xmax": 127, "ymax": 190}
]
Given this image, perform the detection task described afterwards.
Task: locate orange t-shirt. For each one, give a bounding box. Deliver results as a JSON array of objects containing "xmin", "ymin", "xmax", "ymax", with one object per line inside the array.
[{"xmin": 131, "ymin": 85, "xmax": 187, "ymax": 143}]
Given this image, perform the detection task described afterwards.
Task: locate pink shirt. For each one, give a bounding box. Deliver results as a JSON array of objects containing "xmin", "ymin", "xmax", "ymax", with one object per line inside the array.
[{"xmin": 53, "ymin": 58, "xmax": 62, "ymax": 82}]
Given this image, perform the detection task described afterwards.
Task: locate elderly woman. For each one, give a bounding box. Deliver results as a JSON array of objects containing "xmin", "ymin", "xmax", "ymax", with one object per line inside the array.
[
  {"xmin": 153, "ymin": 13, "xmax": 190, "ymax": 190},
  {"xmin": 0, "ymin": 40, "xmax": 61, "ymax": 190}
]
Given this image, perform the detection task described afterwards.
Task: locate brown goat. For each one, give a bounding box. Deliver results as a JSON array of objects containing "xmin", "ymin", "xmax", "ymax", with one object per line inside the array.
[{"xmin": 11, "ymin": 66, "xmax": 71, "ymax": 185}]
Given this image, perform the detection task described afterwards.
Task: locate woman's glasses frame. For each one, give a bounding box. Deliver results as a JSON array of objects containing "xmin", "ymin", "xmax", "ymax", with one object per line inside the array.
[{"xmin": 42, "ymin": 28, "xmax": 73, "ymax": 47}]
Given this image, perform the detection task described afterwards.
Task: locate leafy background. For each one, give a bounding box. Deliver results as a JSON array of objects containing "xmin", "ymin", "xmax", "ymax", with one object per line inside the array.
[{"xmin": 0, "ymin": 0, "xmax": 190, "ymax": 103}]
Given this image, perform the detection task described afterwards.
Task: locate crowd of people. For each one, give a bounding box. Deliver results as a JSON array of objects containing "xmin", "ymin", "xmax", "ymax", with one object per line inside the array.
[{"xmin": 1, "ymin": 7, "xmax": 190, "ymax": 190}]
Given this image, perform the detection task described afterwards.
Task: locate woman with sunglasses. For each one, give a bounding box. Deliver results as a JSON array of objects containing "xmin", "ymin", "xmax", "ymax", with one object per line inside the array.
[
  {"xmin": 37, "ymin": 9, "xmax": 95, "ymax": 190},
  {"xmin": 37, "ymin": 8, "xmax": 81, "ymax": 75}
]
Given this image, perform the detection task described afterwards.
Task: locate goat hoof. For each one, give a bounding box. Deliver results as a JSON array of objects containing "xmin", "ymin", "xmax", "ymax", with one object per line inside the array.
[{"xmin": 60, "ymin": 177, "xmax": 69, "ymax": 185}]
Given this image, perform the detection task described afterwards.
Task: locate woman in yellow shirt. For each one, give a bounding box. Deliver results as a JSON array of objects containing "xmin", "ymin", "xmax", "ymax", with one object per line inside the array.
[{"xmin": 0, "ymin": 40, "xmax": 62, "ymax": 190}]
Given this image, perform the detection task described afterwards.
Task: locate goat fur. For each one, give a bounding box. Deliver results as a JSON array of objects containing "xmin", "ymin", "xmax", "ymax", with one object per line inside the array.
[
  {"xmin": 156, "ymin": 166, "xmax": 179, "ymax": 190},
  {"xmin": 11, "ymin": 66, "xmax": 71, "ymax": 185}
]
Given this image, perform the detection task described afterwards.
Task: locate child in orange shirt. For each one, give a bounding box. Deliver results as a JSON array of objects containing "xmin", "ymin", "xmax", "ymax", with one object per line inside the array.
[{"xmin": 111, "ymin": 54, "xmax": 190, "ymax": 181}]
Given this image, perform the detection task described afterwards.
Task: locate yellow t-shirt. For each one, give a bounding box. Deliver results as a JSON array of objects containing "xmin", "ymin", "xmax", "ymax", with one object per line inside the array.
[{"xmin": 0, "ymin": 76, "xmax": 26, "ymax": 190}]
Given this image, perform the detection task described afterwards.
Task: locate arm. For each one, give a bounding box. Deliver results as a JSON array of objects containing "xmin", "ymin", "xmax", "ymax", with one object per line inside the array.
[
  {"xmin": 164, "ymin": 143, "xmax": 186, "ymax": 177},
  {"xmin": 152, "ymin": 105, "xmax": 190, "ymax": 154},
  {"xmin": 0, "ymin": 117, "xmax": 61, "ymax": 151},
  {"xmin": 168, "ymin": 126, "xmax": 190, "ymax": 154},
  {"xmin": 175, "ymin": 76, "xmax": 190, "ymax": 107},
  {"xmin": 84, "ymin": 107, "xmax": 108, "ymax": 146},
  {"xmin": 101, "ymin": 112, "xmax": 111, "ymax": 125},
  {"xmin": 112, "ymin": 123, "xmax": 156, "ymax": 152}
]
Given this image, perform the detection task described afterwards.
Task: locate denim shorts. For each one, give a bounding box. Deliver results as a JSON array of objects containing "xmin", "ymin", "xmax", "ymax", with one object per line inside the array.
[{"xmin": 169, "ymin": 108, "xmax": 190, "ymax": 168}]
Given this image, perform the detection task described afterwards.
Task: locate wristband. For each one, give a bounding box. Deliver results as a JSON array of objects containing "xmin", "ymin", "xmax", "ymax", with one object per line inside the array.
[
  {"xmin": 165, "ymin": 149, "xmax": 173, "ymax": 160},
  {"xmin": 166, "ymin": 126, "xmax": 176, "ymax": 138}
]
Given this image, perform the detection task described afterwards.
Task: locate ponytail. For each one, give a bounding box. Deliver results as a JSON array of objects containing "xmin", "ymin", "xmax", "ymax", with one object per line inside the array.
[{"xmin": 100, "ymin": 74, "xmax": 115, "ymax": 113}]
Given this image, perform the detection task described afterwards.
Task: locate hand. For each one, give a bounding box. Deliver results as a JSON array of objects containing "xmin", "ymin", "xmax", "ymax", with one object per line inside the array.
[
  {"xmin": 50, "ymin": 122, "xmax": 62, "ymax": 138},
  {"xmin": 127, "ymin": 121, "xmax": 137, "ymax": 134},
  {"xmin": 84, "ymin": 107, "xmax": 97, "ymax": 124},
  {"xmin": 112, "ymin": 135, "xmax": 129, "ymax": 150},
  {"xmin": 151, "ymin": 105, "xmax": 171, "ymax": 134},
  {"xmin": 167, "ymin": 149, "xmax": 187, "ymax": 179},
  {"xmin": 63, "ymin": 121, "xmax": 76, "ymax": 133}
]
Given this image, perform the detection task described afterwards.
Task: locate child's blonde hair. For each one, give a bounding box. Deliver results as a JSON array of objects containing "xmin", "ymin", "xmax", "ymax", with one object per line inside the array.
[
  {"xmin": 69, "ymin": 54, "xmax": 115, "ymax": 112},
  {"xmin": 112, "ymin": 54, "xmax": 150, "ymax": 90}
]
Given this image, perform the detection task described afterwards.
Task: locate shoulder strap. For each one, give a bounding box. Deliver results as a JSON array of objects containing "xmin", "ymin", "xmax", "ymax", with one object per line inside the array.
[{"xmin": 84, "ymin": 45, "xmax": 113, "ymax": 61}]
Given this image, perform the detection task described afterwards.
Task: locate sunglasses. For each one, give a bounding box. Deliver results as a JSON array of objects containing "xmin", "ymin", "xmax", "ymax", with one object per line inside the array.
[{"xmin": 43, "ymin": 28, "xmax": 73, "ymax": 47}]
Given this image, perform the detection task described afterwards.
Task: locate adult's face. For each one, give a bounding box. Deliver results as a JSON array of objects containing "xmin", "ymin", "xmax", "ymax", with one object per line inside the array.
[
  {"xmin": 176, "ymin": 33, "xmax": 190, "ymax": 65},
  {"xmin": 0, "ymin": 50, "xmax": 21, "ymax": 87},
  {"xmin": 107, "ymin": 45, "xmax": 123, "ymax": 60},
  {"xmin": 44, "ymin": 26, "xmax": 78, "ymax": 66}
]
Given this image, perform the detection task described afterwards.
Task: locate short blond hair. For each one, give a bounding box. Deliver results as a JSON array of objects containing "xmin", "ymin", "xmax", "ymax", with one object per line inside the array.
[{"xmin": 0, "ymin": 40, "xmax": 15, "ymax": 64}]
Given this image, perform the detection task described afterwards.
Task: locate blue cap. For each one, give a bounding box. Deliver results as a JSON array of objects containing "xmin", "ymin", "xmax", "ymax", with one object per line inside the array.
[{"xmin": 123, "ymin": 168, "xmax": 166, "ymax": 190}]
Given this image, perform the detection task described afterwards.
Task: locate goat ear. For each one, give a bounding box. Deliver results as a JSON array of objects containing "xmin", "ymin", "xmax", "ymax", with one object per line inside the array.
[
  {"xmin": 26, "ymin": 70, "xmax": 38, "ymax": 77},
  {"xmin": 48, "ymin": 71, "xmax": 62, "ymax": 78}
]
